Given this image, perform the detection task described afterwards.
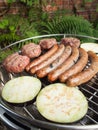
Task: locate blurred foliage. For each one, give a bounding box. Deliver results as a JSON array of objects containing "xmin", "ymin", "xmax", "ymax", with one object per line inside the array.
[
  {"xmin": 0, "ymin": 0, "xmax": 98, "ymax": 61},
  {"xmin": 0, "ymin": 14, "xmax": 40, "ymax": 48},
  {"xmin": 7, "ymin": 0, "xmax": 39, "ymax": 6},
  {"xmin": 0, "ymin": 0, "xmax": 50, "ymax": 48},
  {"xmin": 7, "ymin": 0, "xmax": 16, "ymax": 4},
  {"xmin": 93, "ymin": 23, "xmax": 98, "ymax": 40},
  {"xmin": 84, "ymin": 0, "xmax": 93, "ymax": 2},
  {"xmin": 0, "ymin": 46, "xmax": 19, "ymax": 62},
  {"xmin": 28, "ymin": 7, "xmax": 49, "ymax": 23},
  {"xmin": 38, "ymin": 15, "xmax": 95, "ymax": 42}
]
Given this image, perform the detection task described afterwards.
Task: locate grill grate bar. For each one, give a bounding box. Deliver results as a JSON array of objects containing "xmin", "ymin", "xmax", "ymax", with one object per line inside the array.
[
  {"xmin": 86, "ymin": 115, "xmax": 98, "ymax": 124},
  {"xmin": 89, "ymin": 92, "xmax": 97, "ymax": 100},
  {"xmin": 93, "ymin": 75, "xmax": 98, "ymax": 80},
  {"xmin": 88, "ymin": 107, "xmax": 98, "ymax": 115},
  {"xmin": 87, "ymin": 97, "xmax": 98, "ymax": 106},
  {"xmin": 81, "ymin": 87, "xmax": 98, "ymax": 98},
  {"xmin": 0, "ymin": 79, "xmax": 4, "ymax": 86},
  {"xmin": 79, "ymin": 122, "xmax": 85, "ymax": 126},
  {"xmin": 91, "ymin": 80, "xmax": 98, "ymax": 85},
  {"xmin": 23, "ymin": 107, "xmax": 35, "ymax": 119},
  {"xmin": 0, "ymin": 34, "xmax": 98, "ymax": 129},
  {"xmin": 86, "ymin": 84, "xmax": 98, "ymax": 91}
]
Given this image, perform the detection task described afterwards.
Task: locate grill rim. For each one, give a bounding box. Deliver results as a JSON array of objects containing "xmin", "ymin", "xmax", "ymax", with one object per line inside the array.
[
  {"xmin": 0, "ymin": 34, "xmax": 98, "ymax": 130},
  {"xmin": 0, "ymin": 101, "xmax": 98, "ymax": 130},
  {"xmin": 1, "ymin": 33, "xmax": 98, "ymax": 51}
]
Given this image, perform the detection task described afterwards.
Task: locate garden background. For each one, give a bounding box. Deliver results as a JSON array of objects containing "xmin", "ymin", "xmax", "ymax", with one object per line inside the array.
[{"xmin": 0, "ymin": 0, "xmax": 98, "ymax": 61}]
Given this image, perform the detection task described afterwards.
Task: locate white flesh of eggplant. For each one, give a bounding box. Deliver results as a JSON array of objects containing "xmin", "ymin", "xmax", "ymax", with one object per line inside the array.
[
  {"xmin": 81, "ymin": 43, "xmax": 98, "ymax": 55},
  {"xmin": 2, "ymin": 76, "xmax": 41, "ymax": 103},
  {"xmin": 36, "ymin": 83, "xmax": 88, "ymax": 123}
]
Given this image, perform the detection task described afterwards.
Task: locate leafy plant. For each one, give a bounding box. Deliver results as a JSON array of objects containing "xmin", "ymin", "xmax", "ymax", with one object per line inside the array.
[
  {"xmin": 96, "ymin": 4, "xmax": 98, "ymax": 12},
  {"xmin": 0, "ymin": 14, "xmax": 41, "ymax": 48},
  {"xmin": 84, "ymin": 0, "xmax": 93, "ymax": 2},
  {"xmin": 0, "ymin": 19, "xmax": 8, "ymax": 29},
  {"xmin": 7, "ymin": 0, "xmax": 16, "ymax": 4},
  {"xmin": 28, "ymin": 4, "xmax": 50, "ymax": 24},
  {"xmin": 0, "ymin": 15, "xmax": 20, "ymax": 48},
  {"xmin": 39, "ymin": 15, "xmax": 94, "ymax": 42},
  {"xmin": 93, "ymin": 22, "xmax": 98, "ymax": 39}
]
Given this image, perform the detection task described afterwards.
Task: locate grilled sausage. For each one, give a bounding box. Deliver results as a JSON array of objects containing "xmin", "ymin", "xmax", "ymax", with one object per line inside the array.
[
  {"xmin": 59, "ymin": 48, "xmax": 88, "ymax": 82},
  {"xmin": 66, "ymin": 51, "xmax": 98, "ymax": 87},
  {"xmin": 48, "ymin": 47, "xmax": 79, "ymax": 82},
  {"xmin": 26, "ymin": 44, "xmax": 58, "ymax": 71},
  {"xmin": 30, "ymin": 44, "xmax": 65, "ymax": 74},
  {"xmin": 36, "ymin": 46, "xmax": 72, "ymax": 78}
]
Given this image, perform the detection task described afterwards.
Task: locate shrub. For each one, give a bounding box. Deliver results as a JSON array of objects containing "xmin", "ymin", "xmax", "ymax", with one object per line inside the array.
[{"xmin": 39, "ymin": 15, "xmax": 94, "ymax": 42}]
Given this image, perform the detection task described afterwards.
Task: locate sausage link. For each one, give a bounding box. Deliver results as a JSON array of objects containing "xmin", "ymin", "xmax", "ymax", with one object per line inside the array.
[
  {"xmin": 26, "ymin": 44, "xmax": 58, "ymax": 71},
  {"xmin": 66, "ymin": 51, "xmax": 98, "ymax": 87},
  {"xmin": 30, "ymin": 44, "xmax": 65, "ymax": 74},
  {"xmin": 48, "ymin": 47, "xmax": 79, "ymax": 82},
  {"xmin": 36, "ymin": 46, "xmax": 72, "ymax": 78},
  {"xmin": 59, "ymin": 48, "xmax": 88, "ymax": 82}
]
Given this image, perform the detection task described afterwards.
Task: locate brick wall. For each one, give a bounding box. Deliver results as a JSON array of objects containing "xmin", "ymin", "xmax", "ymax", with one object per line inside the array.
[
  {"xmin": 0, "ymin": 0, "xmax": 98, "ymax": 22},
  {"xmin": 0, "ymin": 0, "xmax": 26, "ymax": 17},
  {"xmin": 0, "ymin": 0, "xmax": 8, "ymax": 16},
  {"xmin": 51, "ymin": 0, "xmax": 98, "ymax": 21}
]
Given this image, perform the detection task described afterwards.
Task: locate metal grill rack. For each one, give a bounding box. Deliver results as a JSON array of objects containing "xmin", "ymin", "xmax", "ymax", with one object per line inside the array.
[{"xmin": 0, "ymin": 34, "xmax": 98, "ymax": 130}]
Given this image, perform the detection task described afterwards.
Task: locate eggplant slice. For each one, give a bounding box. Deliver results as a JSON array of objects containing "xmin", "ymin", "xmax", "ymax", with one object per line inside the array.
[
  {"xmin": 36, "ymin": 83, "xmax": 88, "ymax": 123},
  {"xmin": 2, "ymin": 76, "xmax": 41, "ymax": 103},
  {"xmin": 81, "ymin": 43, "xmax": 98, "ymax": 55}
]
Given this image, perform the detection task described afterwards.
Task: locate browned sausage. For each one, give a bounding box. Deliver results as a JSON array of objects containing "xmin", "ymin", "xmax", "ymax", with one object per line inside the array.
[
  {"xmin": 66, "ymin": 51, "xmax": 98, "ymax": 87},
  {"xmin": 59, "ymin": 48, "xmax": 88, "ymax": 82},
  {"xmin": 48, "ymin": 47, "xmax": 79, "ymax": 82},
  {"xmin": 30, "ymin": 44, "xmax": 65, "ymax": 74},
  {"xmin": 36, "ymin": 46, "xmax": 72, "ymax": 78},
  {"xmin": 26, "ymin": 44, "xmax": 58, "ymax": 71}
]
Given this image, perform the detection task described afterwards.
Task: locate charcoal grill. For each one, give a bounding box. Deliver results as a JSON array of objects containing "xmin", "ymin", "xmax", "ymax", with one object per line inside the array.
[{"xmin": 0, "ymin": 34, "xmax": 98, "ymax": 130}]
